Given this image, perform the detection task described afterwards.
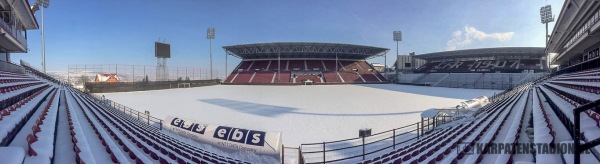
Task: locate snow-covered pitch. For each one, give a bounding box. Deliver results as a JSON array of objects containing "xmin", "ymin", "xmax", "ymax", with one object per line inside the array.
[{"xmin": 102, "ymin": 84, "xmax": 500, "ymax": 146}]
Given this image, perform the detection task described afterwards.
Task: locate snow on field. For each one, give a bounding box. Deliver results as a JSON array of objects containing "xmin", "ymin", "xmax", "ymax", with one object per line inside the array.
[{"xmin": 102, "ymin": 84, "xmax": 500, "ymax": 146}]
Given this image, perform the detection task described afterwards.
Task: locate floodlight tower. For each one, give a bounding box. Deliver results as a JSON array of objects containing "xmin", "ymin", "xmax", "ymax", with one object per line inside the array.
[
  {"xmin": 35, "ymin": 0, "xmax": 50, "ymax": 73},
  {"xmin": 540, "ymin": 5, "xmax": 554, "ymax": 68},
  {"xmin": 207, "ymin": 28, "xmax": 215, "ymax": 79},
  {"xmin": 393, "ymin": 31, "xmax": 402, "ymax": 82}
]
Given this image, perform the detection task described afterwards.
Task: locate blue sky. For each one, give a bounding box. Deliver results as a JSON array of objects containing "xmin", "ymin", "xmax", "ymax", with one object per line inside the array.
[{"xmin": 14, "ymin": 0, "xmax": 563, "ymax": 74}]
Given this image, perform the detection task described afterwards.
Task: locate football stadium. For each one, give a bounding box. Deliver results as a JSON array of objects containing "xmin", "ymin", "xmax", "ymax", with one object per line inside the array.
[{"xmin": 1, "ymin": 0, "xmax": 599, "ymax": 164}]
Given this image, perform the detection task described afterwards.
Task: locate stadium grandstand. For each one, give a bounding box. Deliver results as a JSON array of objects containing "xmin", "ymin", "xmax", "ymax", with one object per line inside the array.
[
  {"xmin": 546, "ymin": 0, "xmax": 600, "ymax": 74},
  {"xmin": 327, "ymin": 1, "xmax": 598, "ymax": 164},
  {"xmin": 222, "ymin": 42, "xmax": 388, "ymax": 85},
  {"xmin": 0, "ymin": 0, "xmax": 38, "ymax": 62},
  {"xmin": 394, "ymin": 47, "xmax": 549, "ymax": 90}
]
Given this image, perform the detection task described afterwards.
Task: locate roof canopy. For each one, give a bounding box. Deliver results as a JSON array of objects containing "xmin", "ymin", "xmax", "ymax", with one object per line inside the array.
[
  {"xmin": 223, "ymin": 42, "xmax": 389, "ymax": 60},
  {"xmin": 415, "ymin": 47, "xmax": 546, "ymax": 59}
]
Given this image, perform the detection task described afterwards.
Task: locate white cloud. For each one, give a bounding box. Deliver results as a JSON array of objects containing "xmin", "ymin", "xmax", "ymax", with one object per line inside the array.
[{"xmin": 446, "ymin": 26, "xmax": 514, "ymax": 51}]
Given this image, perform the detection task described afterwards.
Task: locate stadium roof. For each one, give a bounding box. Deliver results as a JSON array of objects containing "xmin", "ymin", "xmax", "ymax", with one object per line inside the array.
[
  {"xmin": 545, "ymin": 0, "xmax": 599, "ymax": 65},
  {"xmin": 414, "ymin": 47, "xmax": 546, "ymax": 59},
  {"xmin": 223, "ymin": 42, "xmax": 389, "ymax": 60}
]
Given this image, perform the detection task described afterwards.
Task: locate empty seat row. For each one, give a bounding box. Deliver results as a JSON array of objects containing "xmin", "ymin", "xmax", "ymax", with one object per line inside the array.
[
  {"xmin": 0, "ymin": 78, "xmax": 37, "ymax": 84},
  {"xmin": 227, "ymin": 60, "xmax": 386, "ymax": 84},
  {"xmin": 0, "ymin": 86, "xmax": 51, "ymax": 146},
  {"xmin": 359, "ymin": 84, "xmax": 530, "ymax": 164},
  {"xmin": 26, "ymin": 89, "xmax": 59, "ymax": 163},
  {"xmin": 70, "ymin": 88, "xmax": 247, "ymax": 163},
  {"xmin": 0, "ymin": 82, "xmax": 44, "ymax": 94},
  {"xmin": 65, "ymin": 92, "xmax": 97, "ymax": 164}
]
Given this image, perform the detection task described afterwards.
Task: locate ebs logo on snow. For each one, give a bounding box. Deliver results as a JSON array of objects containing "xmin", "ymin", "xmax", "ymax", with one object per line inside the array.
[
  {"xmin": 213, "ymin": 126, "xmax": 266, "ymax": 146},
  {"xmin": 170, "ymin": 117, "xmax": 207, "ymax": 134}
]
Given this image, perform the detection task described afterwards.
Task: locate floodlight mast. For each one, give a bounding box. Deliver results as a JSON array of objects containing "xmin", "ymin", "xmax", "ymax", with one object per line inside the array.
[
  {"xmin": 540, "ymin": 5, "xmax": 554, "ymax": 69},
  {"xmin": 36, "ymin": 0, "xmax": 50, "ymax": 73},
  {"xmin": 393, "ymin": 31, "xmax": 402, "ymax": 82},
  {"xmin": 207, "ymin": 28, "xmax": 215, "ymax": 79}
]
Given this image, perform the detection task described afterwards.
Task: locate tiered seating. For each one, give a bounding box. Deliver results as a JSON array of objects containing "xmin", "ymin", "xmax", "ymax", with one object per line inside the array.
[
  {"xmin": 226, "ymin": 59, "xmax": 386, "ymax": 84},
  {"xmin": 231, "ymin": 72, "xmax": 253, "ymax": 83},
  {"xmin": 415, "ymin": 62, "xmax": 440, "ymax": 73},
  {"xmin": 490, "ymin": 59, "xmax": 520, "ymax": 72},
  {"xmin": 355, "ymin": 66, "xmax": 599, "ymax": 164},
  {"xmin": 322, "ymin": 72, "xmax": 341, "ymax": 83},
  {"xmin": 428, "ymin": 61, "xmax": 477, "ymax": 73},
  {"xmin": 374, "ymin": 73, "xmax": 386, "ymax": 82},
  {"xmin": 269, "ymin": 60, "xmax": 285, "ymax": 71},
  {"xmin": 408, "ymin": 72, "xmax": 544, "ymax": 89},
  {"xmin": 520, "ymin": 59, "xmax": 543, "ymax": 70},
  {"xmin": 361, "ymin": 73, "xmax": 380, "ymax": 82},
  {"xmin": 340, "ymin": 61, "xmax": 362, "ymax": 71},
  {"xmin": 357, "ymin": 61, "xmax": 374, "ymax": 71},
  {"xmin": 0, "ymin": 60, "xmax": 258, "ymax": 163},
  {"xmin": 251, "ymin": 72, "xmax": 274, "ymax": 83},
  {"xmin": 549, "ymin": 81, "xmax": 600, "ymax": 94},
  {"xmin": 534, "ymin": 68, "xmax": 600, "ymax": 162},
  {"xmin": 322, "ymin": 60, "xmax": 338, "ymax": 71},
  {"xmin": 287, "ymin": 60, "xmax": 305, "ymax": 70},
  {"xmin": 68, "ymin": 88, "xmax": 248, "ymax": 163},
  {"xmin": 359, "ymin": 86, "xmax": 528, "ymax": 164},
  {"xmin": 224, "ymin": 73, "xmax": 236, "ymax": 83},
  {"xmin": 487, "ymin": 89, "xmax": 529, "ymax": 163},
  {"xmin": 415, "ymin": 59, "xmax": 542, "ymax": 73},
  {"xmin": 339, "ymin": 71, "xmax": 363, "ymax": 83},
  {"xmin": 247, "ymin": 60, "xmax": 270, "ymax": 71},
  {"xmin": 25, "ymin": 89, "xmax": 59, "ymax": 163},
  {"xmin": 0, "ymin": 77, "xmax": 38, "ymax": 84},
  {"xmin": 306, "ymin": 60, "xmax": 324, "ymax": 70},
  {"xmin": 64, "ymin": 91, "xmax": 98, "ymax": 163},
  {"xmin": 236, "ymin": 61, "xmax": 253, "ymax": 71},
  {"xmin": 1, "ymin": 81, "xmax": 45, "ymax": 94},
  {"xmin": 69, "ymin": 89, "xmax": 155, "ymax": 163},
  {"xmin": 531, "ymin": 87, "xmax": 567, "ymax": 163},
  {"xmin": 0, "ymin": 85, "xmax": 51, "ymax": 146},
  {"xmin": 274, "ymin": 72, "xmax": 291, "ymax": 83}
]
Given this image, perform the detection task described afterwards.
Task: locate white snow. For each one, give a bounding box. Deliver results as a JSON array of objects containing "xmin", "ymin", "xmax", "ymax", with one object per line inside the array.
[
  {"xmin": 421, "ymin": 108, "xmax": 439, "ymax": 118},
  {"xmin": 0, "ymin": 147, "xmax": 26, "ymax": 164},
  {"xmin": 102, "ymin": 84, "xmax": 500, "ymax": 147}
]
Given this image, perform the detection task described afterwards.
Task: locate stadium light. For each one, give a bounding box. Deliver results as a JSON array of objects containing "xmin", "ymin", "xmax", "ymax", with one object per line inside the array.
[
  {"xmin": 35, "ymin": 0, "xmax": 50, "ymax": 73},
  {"xmin": 540, "ymin": 5, "xmax": 553, "ymax": 70},
  {"xmin": 207, "ymin": 28, "xmax": 215, "ymax": 79},
  {"xmin": 393, "ymin": 31, "xmax": 402, "ymax": 82}
]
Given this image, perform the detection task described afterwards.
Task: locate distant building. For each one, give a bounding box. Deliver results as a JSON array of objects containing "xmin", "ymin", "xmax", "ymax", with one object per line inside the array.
[
  {"xmin": 95, "ymin": 73, "xmax": 120, "ymax": 83},
  {"xmin": 371, "ymin": 63, "xmax": 384, "ymax": 72},
  {"xmin": 395, "ymin": 52, "xmax": 426, "ymax": 73}
]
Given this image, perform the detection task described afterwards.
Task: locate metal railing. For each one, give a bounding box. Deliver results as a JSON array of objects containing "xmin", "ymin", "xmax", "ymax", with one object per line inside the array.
[
  {"xmin": 574, "ymin": 99, "xmax": 600, "ymax": 164},
  {"xmin": 297, "ymin": 81, "xmax": 536, "ymax": 164},
  {"xmin": 89, "ymin": 93, "xmax": 164, "ymax": 130},
  {"xmin": 300, "ymin": 117, "xmax": 439, "ymax": 164}
]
